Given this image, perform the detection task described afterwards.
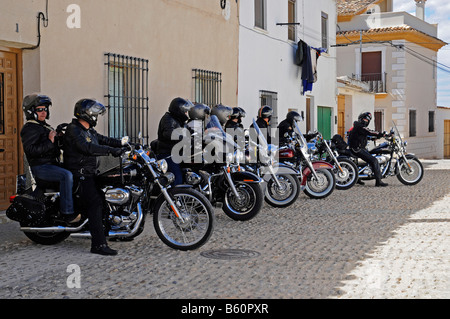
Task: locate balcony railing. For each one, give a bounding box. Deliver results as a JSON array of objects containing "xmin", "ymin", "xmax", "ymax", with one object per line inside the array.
[{"xmin": 352, "ymin": 72, "xmax": 387, "ymax": 93}]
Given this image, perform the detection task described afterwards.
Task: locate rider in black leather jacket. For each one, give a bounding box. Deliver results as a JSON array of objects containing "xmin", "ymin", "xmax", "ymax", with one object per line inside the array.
[
  {"xmin": 63, "ymin": 99, "xmax": 124, "ymax": 256},
  {"xmin": 348, "ymin": 112, "xmax": 388, "ymax": 187}
]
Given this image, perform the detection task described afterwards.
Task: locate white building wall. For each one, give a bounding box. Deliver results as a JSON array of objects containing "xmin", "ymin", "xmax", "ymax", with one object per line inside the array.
[{"xmin": 238, "ymin": 0, "xmax": 337, "ymax": 135}]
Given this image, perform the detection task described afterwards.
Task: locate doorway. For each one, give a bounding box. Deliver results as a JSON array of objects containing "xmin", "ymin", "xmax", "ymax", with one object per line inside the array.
[{"xmin": 0, "ymin": 49, "xmax": 22, "ymax": 210}]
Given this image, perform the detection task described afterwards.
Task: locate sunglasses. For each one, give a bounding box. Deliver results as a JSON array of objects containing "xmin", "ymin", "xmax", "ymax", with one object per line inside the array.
[{"xmin": 35, "ymin": 107, "xmax": 48, "ymax": 113}]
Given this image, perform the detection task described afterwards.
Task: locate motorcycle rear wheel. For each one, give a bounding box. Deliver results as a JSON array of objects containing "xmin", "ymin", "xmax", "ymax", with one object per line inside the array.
[
  {"xmin": 21, "ymin": 227, "xmax": 70, "ymax": 245},
  {"xmin": 264, "ymin": 174, "xmax": 301, "ymax": 208},
  {"xmin": 304, "ymin": 168, "xmax": 335, "ymax": 199},
  {"xmin": 223, "ymin": 182, "xmax": 263, "ymax": 221},
  {"xmin": 153, "ymin": 187, "xmax": 214, "ymax": 251}
]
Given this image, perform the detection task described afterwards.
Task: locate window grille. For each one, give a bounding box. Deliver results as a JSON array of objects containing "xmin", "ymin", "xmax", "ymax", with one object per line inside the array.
[
  {"xmin": 192, "ymin": 69, "xmax": 222, "ymax": 107},
  {"xmin": 105, "ymin": 53, "xmax": 149, "ymax": 144}
]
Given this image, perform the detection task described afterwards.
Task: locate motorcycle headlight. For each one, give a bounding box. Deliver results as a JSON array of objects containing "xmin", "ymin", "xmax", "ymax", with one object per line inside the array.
[
  {"xmin": 157, "ymin": 159, "xmax": 168, "ymax": 174},
  {"xmin": 236, "ymin": 150, "xmax": 245, "ymax": 165},
  {"xmin": 226, "ymin": 153, "xmax": 234, "ymax": 164}
]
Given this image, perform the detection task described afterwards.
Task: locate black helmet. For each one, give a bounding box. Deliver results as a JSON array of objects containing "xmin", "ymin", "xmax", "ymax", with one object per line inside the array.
[
  {"xmin": 74, "ymin": 99, "xmax": 106, "ymax": 127},
  {"xmin": 22, "ymin": 94, "xmax": 52, "ymax": 121},
  {"xmin": 258, "ymin": 105, "xmax": 273, "ymax": 120},
  {"xmin": 358, "ymin": 112, "xmax": 372, "ymax": 127},
  {"xmin": 230, "ymin": 107, "xmax": 247, "ymax": 120},
  {"xmin": 286, "ymin": 111, "xmax": 302, "ymax": 124},
  {"xmin": 189, "ymin": 103, "xmax": 211, "ymax": 121},
  {"xmin": 211, "ymin": 104, "xmax": 233, "ymax": 125},
  {"xmin": 169, "ymin": 97, "xmax": 194, "ymax": 123}
]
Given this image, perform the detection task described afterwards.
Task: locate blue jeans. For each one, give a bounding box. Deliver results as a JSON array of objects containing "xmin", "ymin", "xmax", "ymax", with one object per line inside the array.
[
  {"xmin": 157, "ymin": 154, "xmax": 183, "ymax": 186},
  {"xmin": 31, "ymin": 164, "xmax": 74, "ymax": 215}
]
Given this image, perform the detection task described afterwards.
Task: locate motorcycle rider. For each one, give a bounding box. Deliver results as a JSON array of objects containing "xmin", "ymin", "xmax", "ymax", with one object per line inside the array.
[
  {"xmin": 251, "ymin": 105, "xmax": 273, "ymax": 144},
  {"xmin": 156, "ymin": 97, "xmax": 194, "ymax": 186},
  {"xmin": 225, "ymin": 107, "xmax": 246, "ymax": 131},
  {"xmin": 348, "ymin": 112, "xmax": 388, "ymax": 187},
  {"xmin": 20, "ymin": 94, "xmax": 78, "ymax": 224},
  {"xmin": 278, "ymin": 111, "xmax": 319, "ymax": 144},
  {"xmin": 63, "ymin": 98, "xmax": 125, "ymax": 256}
]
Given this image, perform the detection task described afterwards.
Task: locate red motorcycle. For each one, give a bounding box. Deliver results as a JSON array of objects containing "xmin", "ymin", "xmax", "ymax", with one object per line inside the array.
[{"xmin": 277, "ymin": 122, "xmax": 335, "ymax": 199}]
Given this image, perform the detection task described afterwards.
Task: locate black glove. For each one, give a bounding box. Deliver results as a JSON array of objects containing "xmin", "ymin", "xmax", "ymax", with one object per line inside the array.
[{"xmin": 109, "ymin": 147, "xmax": 124, "ymax": 157}]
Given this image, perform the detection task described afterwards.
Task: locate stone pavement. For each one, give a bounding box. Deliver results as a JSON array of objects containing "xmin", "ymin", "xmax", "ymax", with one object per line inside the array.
[{"xmin": 0, "ymin": 160, "xmax": 448, "ymax": 300}]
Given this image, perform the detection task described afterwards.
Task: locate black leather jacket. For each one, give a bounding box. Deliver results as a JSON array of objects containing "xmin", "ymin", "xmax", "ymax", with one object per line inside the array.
[
  {"xmin": 157, "ymin": 112, "xmax": 186, "ymax": 154},
  {"xmin": 63, "ymin": 119, "xmax": 122, "ymax": 176},
  {"xmin": 20, "ymin": 120, "xmax": 60, "ymax": 167},
  {"xmin": 348, "ymin": 121, "xmax": 383, "ymax": 152}
]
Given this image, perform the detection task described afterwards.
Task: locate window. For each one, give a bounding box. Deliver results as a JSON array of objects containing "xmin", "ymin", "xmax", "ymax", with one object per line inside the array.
[
  {"xmin": 193, "ymin": 69, "xmax": 222, "ymax": 107},
  {"xmin": 0, "ymin": 73, "xmax": 4, "ymax": 135},
  {"xmin": 374, "ymin": 110, "xmax": 383, "ymax": 132},
  {"xmin": 288, "ymin": 0, "xmax": 296, "ymax": 41},
  {"xmin": 255, "ymin": 0, "xmax": 266, "ymax": 30},
  {"xmin": 429, "ymin": 111, "xmax": 435, "ymax": 133},
  {"xmin": 409, "ymin": 110, "xmax": 416, "ymax": 137},
  {"xmin": 321, "ymin": 12, "xmax": 328, "ymax": 50},
  {"xmin": 105, "ymin": 53, "xmax": 149, "ymax": 145},
  {"xmin": 260, "ymin": 90, "xmax": 278, "ymax": 127}
]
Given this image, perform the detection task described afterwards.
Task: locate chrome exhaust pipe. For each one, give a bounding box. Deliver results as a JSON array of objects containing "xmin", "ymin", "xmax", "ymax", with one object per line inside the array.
[{"xmin": 21, "ymin": 219, "xmax": 89, "ymax": 233}]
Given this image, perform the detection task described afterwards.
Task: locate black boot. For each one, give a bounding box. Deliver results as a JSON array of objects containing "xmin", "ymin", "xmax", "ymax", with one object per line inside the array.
[
  {"xmin": 91, "ymin": 244, "xmax": 118, "ymax": 256},
  {"xmin": 375, "ymin": 180, "xmax": 388, "ymax": 187}
]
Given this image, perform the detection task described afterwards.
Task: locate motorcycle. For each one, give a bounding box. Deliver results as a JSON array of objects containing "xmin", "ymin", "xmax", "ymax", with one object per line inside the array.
[
  {"xmin": 278, "ymin": 121, "xmax": 336, "ymax": 199},
  {"xmin": 353, "ymin": 121, "xmax": 424, "ymax": 186},
  {"xmin": 181, "ymin": 115, "xmax": 264, "ymax": 221},
  {"xmin": 243, "ymin": 119, "xmax": 302, "ymax": 208},
  {"xmin": 308, "ymin": 132, "xmax": 359, "ymax": 190},
  {"xmin": 7, "ymin": 142, "xmax": 215, "ymax": 251}
]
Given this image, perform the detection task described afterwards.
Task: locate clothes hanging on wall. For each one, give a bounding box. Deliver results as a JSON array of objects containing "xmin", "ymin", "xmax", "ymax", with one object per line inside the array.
[{"xmin": 295, "ymin": 39, "xmax": 325, "ymax": 95}]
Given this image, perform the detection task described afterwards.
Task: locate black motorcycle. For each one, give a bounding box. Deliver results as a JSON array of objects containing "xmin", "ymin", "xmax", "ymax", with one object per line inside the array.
[
  {"xmin": 352, "ymin": 122, "xmax": 424, "ymax": 186},
  {"xmin": 308, "ymin": 132, "xmax": 359, "ymax": 190},
  {"xmin": 181, "ymin": 115, "xmax": 264, "ymax": 221},
  {"xmin": 7, "ymin": 143, "xmax": 215, "ymax": 251},
  {"xmin": 243, "ymin": 119, "xmax": 301, "ymax": 208}
]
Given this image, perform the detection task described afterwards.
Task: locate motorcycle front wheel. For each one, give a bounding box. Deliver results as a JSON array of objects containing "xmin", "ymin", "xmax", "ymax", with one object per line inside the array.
[
  {"xmin": 397, "ymin": 156, "xmax": 424, "ymax": 186},
  {"xmin": 222, "ymin": 182, "xmax": 263, "ymax": 221},
  {"xmin": 335, "ymin": 158, "xmax": 358, "ymax": 190},
  {"xmin": 153, "ymin": 188, "xmax": 214, "ymax": 251},
  {"xmin": 304, "ymin": 168, "xmax": 336, "ymax": 199},
  {"xmin": 264, "ymin": 174, "xmax": 301, "ymax": 208}
]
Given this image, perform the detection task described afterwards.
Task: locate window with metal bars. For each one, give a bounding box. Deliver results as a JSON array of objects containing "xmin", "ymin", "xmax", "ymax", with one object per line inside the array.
[
  {"xmin": 192, "ymin": 69, "xmax": 222, "ymax": 107},
  {"xmin": 104, "ymin": 53, "xmax": 149, "ymax": 144}
]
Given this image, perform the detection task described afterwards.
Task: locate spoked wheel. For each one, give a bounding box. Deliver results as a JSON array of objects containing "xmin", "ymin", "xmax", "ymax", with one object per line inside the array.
[
  {"xmin": 222, "ymin": 182, "xmax": 263, "ymax": 221},
  {"xmin": 153, "ymin": 188, "xmax": 214, "ymax": 251},
  {"xmin": 264, "ymin": 174, "xmax": 301, "ymax": 208},
  {"xmin": 397, "ymin": 156, "xmax": 424, "ymax": 186},
  {"xmin": 334, "ymin": 158, "xmax": 358, "ymax": 190},
  {"xmin": 304, "ymin": 168, "xmax": 335, "ymax": 199}
]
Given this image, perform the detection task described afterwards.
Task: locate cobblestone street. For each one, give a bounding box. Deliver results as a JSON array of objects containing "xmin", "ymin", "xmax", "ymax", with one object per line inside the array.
[{"xmin": 0, "ymin": 160, "xmax": 448, "ymax": 300}]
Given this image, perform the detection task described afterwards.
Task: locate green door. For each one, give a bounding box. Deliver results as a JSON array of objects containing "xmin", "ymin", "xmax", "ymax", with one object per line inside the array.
[{"xmin": 317, "ymin": 106, "xmax": 332, "ymax": 140}]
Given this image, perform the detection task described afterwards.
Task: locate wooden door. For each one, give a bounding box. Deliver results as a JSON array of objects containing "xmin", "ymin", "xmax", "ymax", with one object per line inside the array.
[
  {"xmin": 337, "ymin": 95, "xmax": 345, "ymax": 137},
  {"xmin": 0, "ymin": 50, "xmax": 21, "ymax": 210},
  {"xmin": 444, "ymin": 120, "xmax": 450, "ymax": 159},
  {"xmin": 362, "ymin": 51, "xmax": 382, "ymax": 81}
]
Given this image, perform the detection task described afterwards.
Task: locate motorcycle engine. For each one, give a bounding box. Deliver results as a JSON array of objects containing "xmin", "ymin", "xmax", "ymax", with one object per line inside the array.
[
  {"xmin": 376, "ymin": 155, "xmax": 388, "ymax": 165},
  {"xmin": 104, "ymin": 186, "xmax": 142, "ymax": 228}
]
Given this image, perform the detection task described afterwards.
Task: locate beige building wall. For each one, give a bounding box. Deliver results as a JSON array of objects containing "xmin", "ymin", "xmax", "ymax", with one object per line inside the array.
[{"xmin": 0, "ymin": 0, "xmax": 239, "ymax": 140}]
